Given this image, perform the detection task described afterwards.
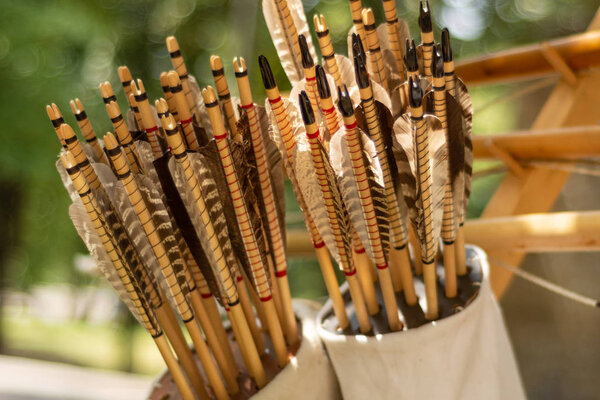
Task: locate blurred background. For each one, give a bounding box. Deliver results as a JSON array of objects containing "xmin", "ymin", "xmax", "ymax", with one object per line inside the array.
[{"xmin": 0, "ymin": 0, "xmax": 598, "ymax": 399}]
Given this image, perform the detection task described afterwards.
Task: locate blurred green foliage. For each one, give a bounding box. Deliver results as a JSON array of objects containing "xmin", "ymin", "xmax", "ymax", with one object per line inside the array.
[{"xmin": 0, "ymin": 0, "xmax": 596, "ymax": 292}]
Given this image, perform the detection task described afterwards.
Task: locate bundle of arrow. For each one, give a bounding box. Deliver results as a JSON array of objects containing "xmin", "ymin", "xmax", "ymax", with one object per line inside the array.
[
  {"xmin": 261, "ymin": 0, "xmax": 474, "ymax": 333},
  {"xmin": 49, "ymin": 0, "xmax": 475, "ymax": 398}
]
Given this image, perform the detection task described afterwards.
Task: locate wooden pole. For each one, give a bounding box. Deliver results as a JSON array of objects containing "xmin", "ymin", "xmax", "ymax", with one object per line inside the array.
[
  {"xmin": 481, "ymin": 9, "xmax": 600, "ymax": 298},
  {"xmin": 455, "ymin": 30, "xmax": 600, "ymax": 86},
  {"xmin": 465, "ymin": 211, "xmax": 600, "ymax": 252},
  {"xmin": 472, "ymin": 125, "xmax": 600, "ymax": 160}
]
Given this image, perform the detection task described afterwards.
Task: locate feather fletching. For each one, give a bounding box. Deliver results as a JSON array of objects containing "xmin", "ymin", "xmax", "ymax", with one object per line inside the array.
[{"xmin": 262, "ymin": 0, "xmax": 317, "ymax": 85}]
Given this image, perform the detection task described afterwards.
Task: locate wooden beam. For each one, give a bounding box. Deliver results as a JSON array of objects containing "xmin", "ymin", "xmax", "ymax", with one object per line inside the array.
[
  {"xmin": 464, "ymin": 211, "xmax": 600, "ymax": 252},
  {"xmin": 482, "ymin": 8, "xmax": 600, "ymax": 298},
  {"xmin": 455, "ymin": 30, "xmax": 600, "ymax": 86},
  {"xmin": 473, "ymin": 125, "xmax": 600, "ymax": 160},
  {"xmin": 287, "ymin": 210, "xmax": 600, "ymax": 256}
]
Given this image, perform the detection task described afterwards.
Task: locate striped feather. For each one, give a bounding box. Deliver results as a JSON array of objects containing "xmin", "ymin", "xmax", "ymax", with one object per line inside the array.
[
  {"xmin": 356, "ymin": 125, "xmax": 390, "ymax": 255},
  {"xmin": 329, "ymin": 127, "xmax": 377, "ymax": 259},
  {"xmin": 93, "ymin": 184, "xmax": 163, "ymax": 311},
  {"xmin": 196, "ymin": 140, "xmax": 254, "ymax": 280},
  {"xmin": 56, "ymin": 155, "xmax": 79, "ymax": 202},
  {"xmin": 320, "ymin": 141, "xmax": 353, "ymax": 266},
  {"xmin": 68, "ymin": 201, "xmax": 140, "ymax": 322},
  {"xmin": 254, "ymin": 105, "xmax": 288, "ymax": 249},
  {"xmin": 167, "ymin": 156, "xmax": 232, "ymax": 305},
  {"xmin": 139, "ymin": 147, "xmax": 216, "ymax": 299},
  {"xmin": 446, "ymin": 93, "xmax": 466, "ymax": 232},
  {"xmin": 232, "ymin": 116, "xmax": 271, "ymax": 282},
  {"xmin": 69, "ymin": 201, "xmax": 160, "ymax": 336},
  {"xmin": 94, "ymin": 164, "xmax": 164, "ymax": 308},
  {"xmin": 190, "ymin": 152, "xmax": 241, "ymax": 302},
  {"xmin": 153, "ymin": 154, "xmax": 222, "ymax": 302},
  {"xmin": 392, "ymin": 114, "xmax": 447, "ymax": 261},
  {"xmin": 262, "ymin": 0, "xmax": 316, "ymax": 85},
  {"xmin": 134, "ymin": 173, "xmax": 192, "ymax": 301},
  {"xmin": 266, "ymin": 98, "xmax": 319, "ymax": 236},
  {"xmin": 377, "ymin": 20, "xmax": 411, "ymax": 79},
  {"xmin": 455, "ymin": 77, "xmax": 473, "ymax": 222},
  {"xmin": 294, "ymin": 128, "xmax": 340, "ymax": 265}
]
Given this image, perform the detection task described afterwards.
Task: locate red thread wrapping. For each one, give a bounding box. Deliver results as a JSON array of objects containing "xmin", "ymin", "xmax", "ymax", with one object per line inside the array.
[
  {"xmin": 180, "ymin": 117, "xmax": 193, "ymax": 125},
  {"xmin": 344, "ymin": 121, "xmax": 358, "ymax": 130},
  {"xmin": 313, "ymin": 241, "xmax": 326, "ymax": 249}
]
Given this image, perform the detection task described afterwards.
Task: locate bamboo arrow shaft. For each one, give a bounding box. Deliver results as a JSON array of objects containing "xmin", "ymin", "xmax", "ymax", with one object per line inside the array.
[
  {"xmin": 167, "ymin": 73, "xmax": 200, "ymax": 151},
  {"xmin": 314, "ymin": 15, "xmax": 342, "ymax": 88},
  {"xmin": 411, "ymin": 106, "xmax": 439, "ymax": 319},
  {"xmin": 358, "ymin": 85, "xmax": 416, "ymax": 303},
  {"xmin": 70, "ymin": 100, "xmax": 105, "ymax": 163},
  {"xmin": 105, "ymin": 138, "xmax": 231, "ymax": 398},
  {"xmin": 348, "ymin": 0, "xmax": 367, "ymax": 51},
  {"xmin": 106, "ymin": 103, "xmax": 144, "ymax": 174},
  {"xmin": 211, "ymin": 57, "xmax": 238, "ymax": 135},
  {"xmin": 273, "ymin": 0, "xmax": 302, "ymax": 73},
  {"xmin": 342, "ymin": 116, "xmax": 401, "ymax": 331},
  {"xmin": 382, "ymin": 0, "xmax": 404, "ymax": 73},
  {"xmin": 306, "ymin": 126, "xmax": 372, "ymax": 333},
  {"xmin": 166, "ymin": 39, "xmax": 196, "ymax": 118},
  {"xmin": 363, "ymin": 9, "xmax": 389, "ymax": 91},
  {"xmin": 319, "ymin": 94, "xmax": 341, "ymax": 136},
  {"xmin": 235, "ymin": 66, "xmax": 298, "ymax": 345},
  {"xmin": 204, "ymin": 87, "xmax": 288, "ymax": 367},
  {"xmin": 61, "ymin": 125, "xmax": 101, "ymax": 190},
  {"xmin": 154, "ymin": 334, "xmax": 196, "ymax": 400},
  {"xmin": 132, "ymin": 85, "xmax": 163, "ymax": 158},
  {"xmin": 433, "ymin": 75, "xmax": 458, "ymax": 298},
  {"xmin": 264, "ymin": 86, "xmax": 350, "ymax": 329}
]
